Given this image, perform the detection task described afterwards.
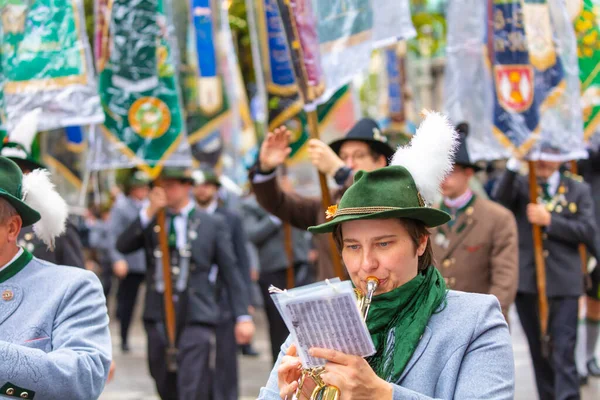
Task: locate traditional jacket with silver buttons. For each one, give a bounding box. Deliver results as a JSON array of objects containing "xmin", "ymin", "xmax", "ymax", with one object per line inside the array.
[
  {"xmin": 494, "ymin": 170, "xmax": 599, "ymax": 297},
  {"xmin": 116, "ymin": 208, "xmax": 250, "ymax": 325},
  {"xmin": 0, "ymin": 252, "xmax": 111, "ymax": 399}
]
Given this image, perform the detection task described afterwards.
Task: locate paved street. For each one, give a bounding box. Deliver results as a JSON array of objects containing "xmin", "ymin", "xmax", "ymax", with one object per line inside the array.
[{"xmin": 100, "ymin": 299, "xmax": 600, "ymax": 400}]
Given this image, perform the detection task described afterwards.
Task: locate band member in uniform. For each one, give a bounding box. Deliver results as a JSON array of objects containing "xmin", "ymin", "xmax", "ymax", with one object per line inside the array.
[
  {"xmin": 192, "ymin": 166, "xmax": 253, "ymax": 400},
  {"xmin": 259, "ymin": 112, "xmax": 514, "ymax": 399},
  {"xmin": 0, "ymin": 156, "xmax": 111, "ymax": 399},
  {"xmin": 116, "ymin": 167, "xmax": 254, "ymax": 400},
  {"xmin": 578, "ymin": 144, "xmax": 600, "ymax": 379},
  {"xmin": 432, "ymin": 123, "xmax": 518, "ymax": 318},
  {"xmin": 494, "ymin": 148, "xmax": 598, "ymax": 400},
  {"xmin": 251, "ymin": 118, "xmax": 394, "ymax": 280},
  {"xmin": 108, "ymin": 170, "xmax": 150, "ymax": 353}
]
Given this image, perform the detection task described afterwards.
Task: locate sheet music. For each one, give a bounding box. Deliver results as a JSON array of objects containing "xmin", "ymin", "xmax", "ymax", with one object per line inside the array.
[{"xmin": 271, "ymin": 280, "xmax": 376, "ymax": 368}]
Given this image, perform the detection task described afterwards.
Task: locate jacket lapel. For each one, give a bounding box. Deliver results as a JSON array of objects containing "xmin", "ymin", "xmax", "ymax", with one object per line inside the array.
[
  {"xmin": 0, "ymin": 284, "xmax": 23, "ymax": 326},
  {"xmin": 398, "ymin": 325, "xmax": 432, "ymax": 382},
  {"xmin": 439, "ymin": 198, "xmax": 479, "ymax": 260}
]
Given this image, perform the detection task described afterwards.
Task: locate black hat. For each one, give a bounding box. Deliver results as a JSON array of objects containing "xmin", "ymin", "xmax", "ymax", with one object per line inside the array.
[
  {"xmin": 328, "ymin": 118, "xmax": 395, "ymax": 162},
  {"xmin": 454, "ymin": 123, "xmax": 481, "ymax": 172}
]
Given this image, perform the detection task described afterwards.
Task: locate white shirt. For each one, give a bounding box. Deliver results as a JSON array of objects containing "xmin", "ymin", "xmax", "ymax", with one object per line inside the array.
[
  {"xmin": 0, "ymin": 247, "xmax": 24, "ymax": 273},
  {"xmin": 140, "ymin": 199, "xmax": 195, "ymax": 249},
  {"xmin": 200, "ymin": 199, "xmax": 219, "ymax": 215},
  {"xmin": 546, "ymin": 171, "xmax": 560, "ymax": 196}
]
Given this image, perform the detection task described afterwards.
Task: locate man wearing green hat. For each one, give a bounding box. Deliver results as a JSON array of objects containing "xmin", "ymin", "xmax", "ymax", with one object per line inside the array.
[
  {"xmin": 192, "ymin": 166, "xmax": 257, "ymax": 399},
  {"xmin": 117, "ymin": 166, "xmax": 254, "ymax": 400},
  {"xmin": 431, "ymin": 122, "xmax": 518, "ymax": 319},
  {"xmin": 0, "ymin": 156, "xmax": 112, "ymax": 398},
  {"xmin": 108, "ymin": 169, "xmax": 151, "ymax": 353},
  {"xmin": 250, "ymin": 118, "xmax": 394, "ymax": 281}
]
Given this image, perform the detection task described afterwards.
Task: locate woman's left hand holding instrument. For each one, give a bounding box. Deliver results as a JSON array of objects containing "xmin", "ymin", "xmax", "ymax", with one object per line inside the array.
[
  {"xmin": 278, "ymin": 344, "xmax": 302, "ymax": 399},
  {"xmin": 309, "ymin": 348, "xmax": 393, "ymax": 400}
]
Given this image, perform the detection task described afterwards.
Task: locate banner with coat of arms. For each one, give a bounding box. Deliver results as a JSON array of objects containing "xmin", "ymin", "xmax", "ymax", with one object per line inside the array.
[
  {"xmin": 445, "ymin": 0, "xmax": 585, "ymax": 162},
  {"xmin": 89, "ymin": 0, "xmax": 191, "ymax": 178},
  {"xmin": 0, "ymin": 0, "xmax": 104, "ymax": 131}
]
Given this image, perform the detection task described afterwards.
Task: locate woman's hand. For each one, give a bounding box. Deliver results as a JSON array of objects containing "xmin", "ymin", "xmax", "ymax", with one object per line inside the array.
[
  {"xmin": 278, "ymin": 344, "xmax": 302, "ymax": 398},
  {"xmin": 310, "ymin": 347, "xmax": 393, "ymax": 400}
]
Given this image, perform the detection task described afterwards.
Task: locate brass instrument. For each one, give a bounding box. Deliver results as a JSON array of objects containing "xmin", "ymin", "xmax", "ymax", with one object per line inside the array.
[{"xmin": 294, "ymin": 277, "xmax": 379, "ymax": 400}]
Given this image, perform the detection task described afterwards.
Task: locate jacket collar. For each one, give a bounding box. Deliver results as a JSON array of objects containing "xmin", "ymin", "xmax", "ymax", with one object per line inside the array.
[{"xmin": 0, "ymin": 249, "xmax": 32, "ymax": 284}]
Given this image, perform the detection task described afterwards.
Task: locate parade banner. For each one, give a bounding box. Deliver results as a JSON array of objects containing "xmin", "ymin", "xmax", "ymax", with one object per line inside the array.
[
  {"xmin": 571, "ymin": 0, "xmax": 600, "ymax": 141},
  {"xmin": 91, "ymin": 0, "xmax": 191, "ymax": 178},
  {"xmin": 274, "ymin": 0, "xmax": 415, "ymax": 106},
  {"xmin": 0, "ymin": 0, "xmax": 104, "ymax": 131},
  {"xmin": 179, "ymin": 0, "xmax": 257, "ymax": 188},
  {"xmin": 445, "ymin": 0, "xmax": 585, "ymax": 162},
  {"xmin": 184, "ymin": 0, "xmax": 231, "ymax": 151}
]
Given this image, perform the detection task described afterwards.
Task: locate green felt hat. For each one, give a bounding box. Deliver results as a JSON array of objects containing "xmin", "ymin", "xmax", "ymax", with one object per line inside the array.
[
  {"xmin": 127, "ymin": 170, "xmax": 151, "ymax": 187},
  {"xmin": 192, "ymin": 167, "xmax": 221, "ymax": 187},
  {"xmin": 157, "ymin": 167, "xmax": 194, "ymax": 183},
  {"xmin": 0, "ymin": 157, "xmax": 41, "ymax": 227},
  {"xmin": 308, "ymin": 166, "xmax": 451, "ymax": 234}
]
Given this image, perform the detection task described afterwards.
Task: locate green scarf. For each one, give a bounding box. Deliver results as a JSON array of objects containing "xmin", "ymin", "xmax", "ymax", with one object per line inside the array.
[{"xmin": 366, "ymin": 266, "xmax": 447, "ymax": 382}]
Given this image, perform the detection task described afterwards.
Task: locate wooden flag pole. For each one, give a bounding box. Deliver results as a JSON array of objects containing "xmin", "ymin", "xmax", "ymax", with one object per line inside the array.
[
  {"xmin": 156, "ymin": 208, "xmax": 178, "ymax": 372},
  {"xmin": 306, "ymin": 109, "xmax": 346, "ymax": 280},
  {"xmin": 570, "ymin": 161, "xmax": 589, "ymax": 277},
  {"xmin": 275, "ymin": 0, "xmax": 345, "ymax": 279},
  {"xmin": 528, "ymin": 161, "xmax": 550, "ymax": 348},
  {"xmin": 283, "ymin": 223, "xmax": 296, "ymax": 289}
]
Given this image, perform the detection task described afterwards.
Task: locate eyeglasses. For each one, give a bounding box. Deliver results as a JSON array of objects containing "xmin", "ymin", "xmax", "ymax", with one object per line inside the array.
[{"xmin": 340, "ymin": 152, "xmax": 371, "ymax": 163}]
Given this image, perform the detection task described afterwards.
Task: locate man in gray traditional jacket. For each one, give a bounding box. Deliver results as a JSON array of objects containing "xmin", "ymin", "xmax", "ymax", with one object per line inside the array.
[
  {"xmin": 109, "ymin": 170, "xmax": 150, "ymax": 352},
  {"xmin": 0, "ymin": 156, "xmax": 111, "ymax": 399}
]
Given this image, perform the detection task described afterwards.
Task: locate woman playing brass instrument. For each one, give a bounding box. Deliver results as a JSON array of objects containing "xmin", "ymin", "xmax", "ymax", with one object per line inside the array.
[{"xmin": 258, "ymin": 112, "xmax": 514, "ymax": 399}]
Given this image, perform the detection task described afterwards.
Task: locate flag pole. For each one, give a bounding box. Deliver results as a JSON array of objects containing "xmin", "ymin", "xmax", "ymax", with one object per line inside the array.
[
  {"xmin": 275, "ymin": 0, "xmax": 345, "ymax": 279},
  {"xmin": 156, "ymin": 207, "xmax": 178, "ymax": 372},
  {"xmin": 528, "ymin": 161, "xmax": 550, "ymax": 354}
]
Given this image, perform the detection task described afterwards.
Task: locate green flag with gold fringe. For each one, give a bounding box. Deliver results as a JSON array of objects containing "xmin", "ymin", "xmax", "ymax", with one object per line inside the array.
[
  {"xmin": 572, "ymin": 0, "xmax": 600, "ymax": 140},
  {"xmin": 95, "ymin": 0, "xmax": 190, "ymax": 178}
]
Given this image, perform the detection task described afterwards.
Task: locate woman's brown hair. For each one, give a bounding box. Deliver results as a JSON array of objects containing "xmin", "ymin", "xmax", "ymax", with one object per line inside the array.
[{"xmin": 332, "ymin": 218, "xmax": 435, "ymax": 272}]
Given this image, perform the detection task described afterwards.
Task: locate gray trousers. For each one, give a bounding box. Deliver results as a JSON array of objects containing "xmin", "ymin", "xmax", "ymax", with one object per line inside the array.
[
  {"xmin": 145, "ymin": 322, "xmax": 215, "ymax": 400},
  {"xmin": 214, "ymin": 317, "xmax": 238, "ymax": 400}
]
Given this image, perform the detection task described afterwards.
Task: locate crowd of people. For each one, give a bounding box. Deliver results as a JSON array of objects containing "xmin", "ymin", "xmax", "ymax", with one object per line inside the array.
[{"xmin": 0, "ymin": 112, "xmax": 599, "ymax": 399}]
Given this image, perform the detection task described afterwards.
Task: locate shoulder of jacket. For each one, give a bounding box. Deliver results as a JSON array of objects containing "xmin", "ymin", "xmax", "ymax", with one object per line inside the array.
[
  {"xmin": 28, "ymin": 258, "xmax": 97, "ymax": 284},
  {"xmin": 563, "ymin": 170, "xmax": 584, "ymax": 183},
  {"xmin": 477, "ymin": 197, "xmax": 513, "ymax": 217}
]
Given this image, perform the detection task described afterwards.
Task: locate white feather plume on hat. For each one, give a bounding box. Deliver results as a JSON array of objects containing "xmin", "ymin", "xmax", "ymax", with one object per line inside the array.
[
  {"xmin": 390, "ymin": 111, "xmax": 459, "ymax": 206},
  {"xmin": 21, "ymin": 169, "xmax": 68, "ymax": 250}
]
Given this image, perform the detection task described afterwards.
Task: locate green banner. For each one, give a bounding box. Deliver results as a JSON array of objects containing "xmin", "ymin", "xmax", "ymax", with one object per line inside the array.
[
  {"xmin": 574, "ymin": 0, "xmax": 600, "ymax": 140},
  {"xmin": 98, "ymin": 0, "xmax": 186, "ymax": 178},
  {"xmin": 1, "ymin": 0, "xmax": 86, "ymax": 92}
]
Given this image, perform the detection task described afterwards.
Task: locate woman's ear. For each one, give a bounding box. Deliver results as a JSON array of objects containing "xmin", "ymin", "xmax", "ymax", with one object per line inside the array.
[{"xmin": 417, "ymin": 234, "xmax": 429, "ymax": 257}]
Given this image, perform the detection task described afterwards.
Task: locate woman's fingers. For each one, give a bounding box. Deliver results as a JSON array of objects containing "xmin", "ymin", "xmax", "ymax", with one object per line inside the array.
[{"xmin": 279, "ymin": 380, "xmax": 298, "ymax": 399}]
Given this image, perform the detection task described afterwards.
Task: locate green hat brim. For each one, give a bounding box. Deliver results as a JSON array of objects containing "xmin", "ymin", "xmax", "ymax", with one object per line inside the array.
[
  {"xmin": 0, "ymin": 189, "xmax": 41, "ymax": 227},
  {"xmin": 308, "ymin": 207, "xmax": 451, "ymax": 234},
  {"xmin": 8, "ymin": 156, "xmax": 46, "ymax": 171}
]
